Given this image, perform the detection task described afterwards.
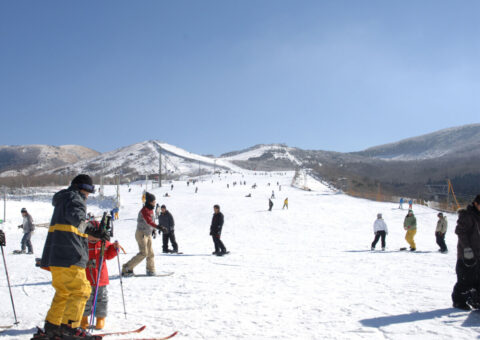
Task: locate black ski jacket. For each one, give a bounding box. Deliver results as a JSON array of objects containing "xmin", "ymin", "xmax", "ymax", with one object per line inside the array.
[
  {"xmin": 40, "ymin": 186, "xmax": 89, "ymax": 269},
  {"xmin": 210, "ymin": 212, "xmax": 224, "ymax": 235},
  {"xmin": 455, "ymin": 204, "xmax": 480, "ymax": 260},
  {"xmin": 158, "ymin": 211, "xmax": 175, "ymax": 232}
]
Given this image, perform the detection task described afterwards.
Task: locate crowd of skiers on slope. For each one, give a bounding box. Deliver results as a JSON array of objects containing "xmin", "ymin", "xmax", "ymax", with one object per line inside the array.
[
  {"xmin": 1, "ymin": 174, "xmax": 480, "ymax": 339},
  {"xmin": 370, "ymin": 209, "xmax": 448, "ymax": 253},
  {"xmin": 369, "ymin": 194, "xmax": 480, "ymax": 311},
  {"xmin": 0, "ymin": 174, "xmax": 228, "ymax": 340}
]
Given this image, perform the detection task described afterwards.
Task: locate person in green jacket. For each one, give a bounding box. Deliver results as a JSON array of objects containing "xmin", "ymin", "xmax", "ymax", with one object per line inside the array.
[{"xmin": 404, "ymin": 210, "xmax": 417, "ymax": 251}]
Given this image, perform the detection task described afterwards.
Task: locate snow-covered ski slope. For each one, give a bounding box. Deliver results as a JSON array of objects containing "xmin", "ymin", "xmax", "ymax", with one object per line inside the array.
[{"xmin": 0, "ymin": 171, "xmax": 477, "ymax": 339}]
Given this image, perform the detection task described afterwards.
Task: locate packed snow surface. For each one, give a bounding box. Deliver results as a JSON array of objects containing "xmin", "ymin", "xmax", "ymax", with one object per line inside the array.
[{"xmin": 0, "ymin": 171, "xmax": 477, "ymax": 339}]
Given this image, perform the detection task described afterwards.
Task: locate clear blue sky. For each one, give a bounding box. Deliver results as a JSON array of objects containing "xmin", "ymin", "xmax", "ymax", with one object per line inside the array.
[{"xmin": 1, "ymin": 1, "xmax": 479, "ymax": 155}]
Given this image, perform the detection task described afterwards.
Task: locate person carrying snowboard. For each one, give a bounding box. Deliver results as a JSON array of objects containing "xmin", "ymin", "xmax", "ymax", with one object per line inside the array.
[
  {"xmin": 268, "ymin": 198, "xmax": 274, "ymax": 211},
  {"xmin": 210, "ymin": 205, "xmax": 227, "ymax": 256},
  {"xmin": 435, "ymin": 212, "xmax": 448, "ymax": 253},
  {"xmin": 80, "ymin": 221, "xmax": 120, "ymax": 330},
  {"xmin": 33, "ymin": 174, "xmax": 109, "ymax": 340},
  {"xmin": 158, "ymin": 205, "xmax": 178, "ymax": 253},
  {"xmin": 452, "ymin": 195, "xmax": 480, "ymax": 310},
  {"xmin": 404, "ymin": 210, "xmax": 417, "ymax": 251},
  {"xmin": 122, "ymin": 192, "xmax": 163, "ymax": 277},
  {"xmin": 371, "ymin": 213, "xmax": 388, "ymax": 251},
  {"xmin": 15, "ymin": 207, "xmax": 34, "ymax": 254}
]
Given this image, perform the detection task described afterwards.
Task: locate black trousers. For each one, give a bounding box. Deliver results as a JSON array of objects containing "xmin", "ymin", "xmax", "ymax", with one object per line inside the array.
[
  {"xmin": 452, "ymin": 258, "xmax": 480, "ymax": 305},
  {"xmin": 435, "ymin": 232, "xmax": 448, "ymax": 252},
  {"xmin": 212, "ymin": 234, "xmax": 226, "ymax": 253},
  {"xmin": 162, "ymin": 230, "xmax": 178, "ymax": 252},
  {"xmin": 371, "ymin": 231, "xmax": 386, "ymax": 249}
]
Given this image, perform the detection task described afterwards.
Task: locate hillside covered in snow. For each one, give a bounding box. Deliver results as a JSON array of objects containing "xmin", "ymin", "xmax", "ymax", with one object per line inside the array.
[{"xmin": 0, "ymin": 170, "xmax": 477, "ymax": 339}]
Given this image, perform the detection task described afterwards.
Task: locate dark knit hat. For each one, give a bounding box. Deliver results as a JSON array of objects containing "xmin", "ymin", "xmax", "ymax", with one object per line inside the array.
[
  {"xmin": 71, "ymin": 174, "xmax": 95, "ymax": 193},
  {"xmin": 21, "ymin": 208, "xmax": 27, "ymax": 213},
  {"xmin": 214, "ymin": 204, "xmax": 220, "ymax": 209},
  {"xmin": 161, "ymin": 204, "xmax": 166, "ymax": 209},
  {"xmin": 145, "ymin": 192, "xmax": 156, "ymax": 203},
  {"xmin": 474, "ymin": 195, "xmax": 480, "ymax": 204}
]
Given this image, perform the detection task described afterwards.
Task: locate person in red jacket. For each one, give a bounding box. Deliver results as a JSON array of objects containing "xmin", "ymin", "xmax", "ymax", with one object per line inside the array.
[{"xmin": 80, "ymin": 221, "xmax": 120, "ymax": 330}]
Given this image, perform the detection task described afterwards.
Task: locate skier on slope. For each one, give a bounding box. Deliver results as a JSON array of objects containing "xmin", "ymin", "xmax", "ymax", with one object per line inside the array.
[
  {"xmin": 283, "ymin": 198, "xmax": 288, "ymax": 210},
  {"xmin": 268, "ymin": 198, "xmax": 274, "ymax": 211},
  {"xmin": 80, "ymin": 223, "xmax": 120, "ymax": 330},
  {"xmin": 403, "ymin": 210, "xmax": 417, "ymax": 251},
  {"xmin": 33, "ymin": 174, "xmax": 109, "ymax": 340},
  {"xmin": 14, "ymin": 208, "xmax": 34, "ymax": 254},
  {"xmin": 435, "ymin": 213, "xmax": 448, "ymax": 253},
  {"xmin": 210, "ymin": 205, "xmax": 227, "ymax": 256},
  {"xmin": 452, "ymin": 195, "xmax": 480, "ymax": 310},
  {"xmin": 122, "ymin": 192, "xmax": 165, "ymax": 277},
  {"xmin": 158, "ymin": 205, "xmax": 178, "ymax": 253},
  {"xmin": 371, "ymin": 213, "xmax": 388, "ymax": 251}
]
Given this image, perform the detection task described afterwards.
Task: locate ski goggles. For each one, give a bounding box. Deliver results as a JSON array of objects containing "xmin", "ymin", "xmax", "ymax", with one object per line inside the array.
[{"xmin": 78, "ymin": 183, "xmax": 96, "ymax": 193}]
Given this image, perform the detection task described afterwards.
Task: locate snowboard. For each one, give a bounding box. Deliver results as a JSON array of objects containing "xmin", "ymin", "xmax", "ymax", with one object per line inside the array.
[
  {"xmin": 133, "ymin": 272, "xmax": 175, "ymax": 278},
  {"xmin": 213, "ymin": 251, "xmax": 230, "ymax": 257}
]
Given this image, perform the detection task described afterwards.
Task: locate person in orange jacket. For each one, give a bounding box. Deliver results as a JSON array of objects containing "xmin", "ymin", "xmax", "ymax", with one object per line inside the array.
[{"xmin": 80, "ymin": 221, "xmax": 120, "ymax": 330}]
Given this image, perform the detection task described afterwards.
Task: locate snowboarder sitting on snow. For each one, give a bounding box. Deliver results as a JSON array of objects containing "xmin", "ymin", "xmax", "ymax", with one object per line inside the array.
[
  {"xmin": 452, "ymin": 194, "xmax": 480, "ymax": 310},
  {"xmin": 371, "ymin": 213, "xmax": 388, "ymax": 251},
  {"xmin": 35, "ymin": 174, "xmax": 109, "ymax": 340},
  {"xmin": 210, "ymin": 205, "xmax": 227, "ymax": 256},
  {"xmin": 435, "ymin": 213, "xmax": 448, "ymax": 253},
  {"xmin": 122, "ymin": 192, "xmax": 165, "ymax": 277},
  {"xmin": 158, "ymin": 205, "xmax": 178, "ymax": 253},
  {"xmin": 403, "ymin": 210, "xmax": 417, "ymax": 251},
  {"xmin": 80, "ymin": 223, "xmax": 120, "ymax": 331},
  {"xmin": 15, "ymin": 207, "xmax": 34, "ymax": 254}
]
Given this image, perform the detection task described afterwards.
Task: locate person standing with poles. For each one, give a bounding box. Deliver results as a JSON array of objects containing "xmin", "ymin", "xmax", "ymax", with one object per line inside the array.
[
  {"xmin": 0, "ymin": 229, "xmax": 19, "ymax": 326},
  {"xmin": 80, "ymin": 218, "xmax": 119, "ymax": 330},
  {"xmin": 32, "ymin": 174, "xmax": 109, "ymax": 340}
]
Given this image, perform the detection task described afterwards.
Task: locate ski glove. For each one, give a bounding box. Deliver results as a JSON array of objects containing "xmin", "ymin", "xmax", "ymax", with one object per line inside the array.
[
  {"xmin": 17, "ymin": 224, "xmax": 23, "ymax": 229},
  {"xmin": 152, "ymin": 230, "xmax": 157, "ymax": 239},
  {"xmin": 85, "ymin": 224, "xmax": 111, "ymax": 241},
  {"xmin": 0, "ymin": 230, "xmax": 5, "ymax": 246},
  {"xmin": 464, "ymin": 248, "xmax": 474, "ymax": 260}
]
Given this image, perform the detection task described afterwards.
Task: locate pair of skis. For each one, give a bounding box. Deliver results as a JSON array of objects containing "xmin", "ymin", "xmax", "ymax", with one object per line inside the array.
[{"xmin": 97, "ymin": 325, "xmax": 177, "ymax": 339}]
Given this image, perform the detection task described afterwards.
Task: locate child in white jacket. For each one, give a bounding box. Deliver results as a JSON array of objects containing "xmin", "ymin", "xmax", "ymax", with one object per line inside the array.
[{"xmin": 371, "ymin": 213, "xmax": 388, "ymax": 251}]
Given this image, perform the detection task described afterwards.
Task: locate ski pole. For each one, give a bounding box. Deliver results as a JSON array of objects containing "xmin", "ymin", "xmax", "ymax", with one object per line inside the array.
[
  {"xmin": 89, "ymin": 213, "xmax": 108, "ymax": 329},
  {"xmin": 115, "ymin": 244, "xmax": 127, "ymax": 319},
  {"xmin": 89, "ymin": 240, "xmax": 105, "ymax": 329},
  {"xmin": 1, "ymin": 245, "xmax": 19, "ymax": 325}
]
